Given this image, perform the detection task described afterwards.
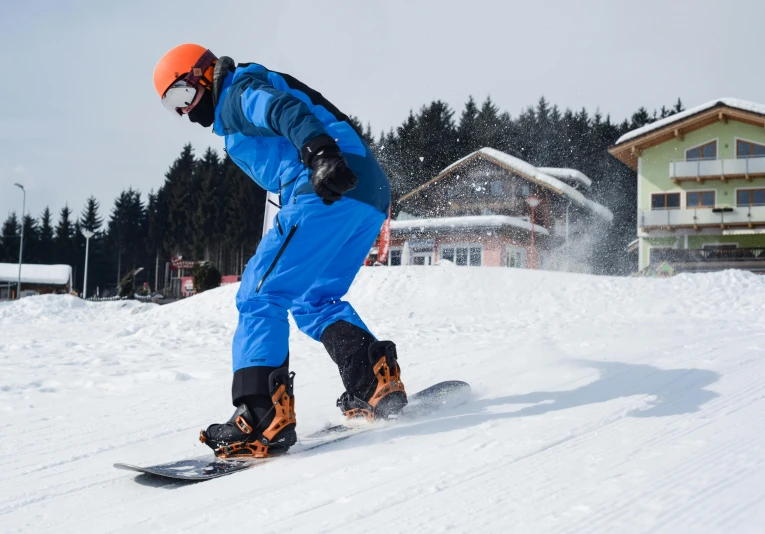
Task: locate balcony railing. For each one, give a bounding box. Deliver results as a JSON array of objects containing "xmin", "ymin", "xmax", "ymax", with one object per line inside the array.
[
  {"xmin": 670, "ymin": 157, "xmax": 765, "ymax": 182},
  {"xmin": 640, "ymin": 205, "xmax": 765, "ymax": 229},
  {"xmin": 651, "ymin": 247, "xmax": 765, "ymax": 264}
]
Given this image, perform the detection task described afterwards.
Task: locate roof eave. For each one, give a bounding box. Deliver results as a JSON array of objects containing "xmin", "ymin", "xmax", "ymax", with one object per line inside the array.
[
  {"xmin": 398, "ymin": 151, "xmax": 483, "ymax": 204},
  {"xmin": 398, "ymin": 150, "xmax": 565, "ymax": 205},
  {"xmin": 609, "ymin": 103, "xmax": 765, "ymax": 170}
]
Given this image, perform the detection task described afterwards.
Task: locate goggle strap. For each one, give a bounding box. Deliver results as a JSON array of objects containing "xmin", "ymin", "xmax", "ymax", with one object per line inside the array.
[{"xmin": 183, "ymin": 49, "xmax": 217, "ymax": 88}]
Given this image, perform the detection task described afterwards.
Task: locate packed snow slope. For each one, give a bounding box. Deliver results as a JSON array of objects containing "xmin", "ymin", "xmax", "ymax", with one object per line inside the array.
[{"xmin": 2, "ymin": 266, "xmax": 765, "ymax": 533}]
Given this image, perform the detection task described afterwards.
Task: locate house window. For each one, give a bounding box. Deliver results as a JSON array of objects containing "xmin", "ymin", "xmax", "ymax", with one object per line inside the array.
[
  {"xmin": 736, "ymin": 140, "xmax": 765, "ymax": 159},
  {"xmin": 440, "ymin": 244, "xmax": 482, "ymax": 266},
  {"xmin": 685, "ymin": 141, "xmax": 717, "ymax": 161},
  {"xmin": 737, "ymin": 188, "xmax": 765, "ymax": 207},
  {"xmin": 651, "ymin": 192, "xmax": 681, "ymax": 210},
  {"xmin": 491, "ymin": 181, "xmax": 503, "ymax": 196},
  {"xmin": 470, "ymin": 247, "xmax": 481, "ymax": 266},
  {"xmin": 686, "ymin": 191, "xmax": 715, "ymax": 208},
  {"xmin": 389, "ymin": 249, "xmax": 402, "ymax": 266},
  {"xmin": 506, "ymin": 245, "xmax": 527, "ymax": 268}
]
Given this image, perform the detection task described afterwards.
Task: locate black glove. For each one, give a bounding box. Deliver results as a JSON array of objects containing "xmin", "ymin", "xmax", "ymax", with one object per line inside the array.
[{"xmin": 303, "ymin": 136, "xmax": 358, "ymax": 205}]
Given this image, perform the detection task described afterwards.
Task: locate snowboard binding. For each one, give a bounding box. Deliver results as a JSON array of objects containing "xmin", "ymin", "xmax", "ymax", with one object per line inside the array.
[
  {"xmin": 338, "ymin": 340, "xmax": 407, "ymax": 422},
  {"xmin": 200, "ymin": 369, "xmax": 297, "ymax": 458}
]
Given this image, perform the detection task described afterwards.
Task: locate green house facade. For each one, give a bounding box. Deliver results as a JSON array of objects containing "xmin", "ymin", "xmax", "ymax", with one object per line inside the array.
[{"xmin": 610, "ymin": 99, "xmax": 765, "ymax": 274}]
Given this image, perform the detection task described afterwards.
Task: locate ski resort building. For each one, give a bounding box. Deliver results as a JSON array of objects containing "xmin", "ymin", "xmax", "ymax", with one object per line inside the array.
[
  {"xmin": 0, "ymin": 263, "xmax": 73, "ymax": 299},
  {"xmin": 609, "ymin": 98, "xmax": 765, "ymax": 274},
  {"xmin": 370, "ymin": 148, "xmax": 613, "ymax": 271}
]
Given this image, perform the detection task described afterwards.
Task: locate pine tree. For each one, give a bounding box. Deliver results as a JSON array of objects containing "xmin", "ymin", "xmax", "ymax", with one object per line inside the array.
[
  {"xmin": 164, "ymin": 144, "xmax": 197, "ymax": 257},
  {"xmin": 78, "ymin": 196, "xmax": 108, "ymax": 294},
  {"xmin": 457, "ymin": 96, "xmax": 480, "ymax": 154},
  {"xmin": 108, "ymin": 188, "xmax": 147, "ymax": 285},
  {"xmin": 348, "ymin": 115, "xmax": 375, "ymax": 146},
  {"xmin": 21, "ymin": 214, "xmax": 40, "ymax": 264},
  {"xmin": 223, "ymin": 155, "xmax": 266, "ymax": 273},
  {"xmin": 38, "ymin": 207, "xmax": 55, "ymax": 264},
  {"xmin": 54, "ymin": 204, "xmax": 76, "ymax": 267},
  {"xmin": 80, "ymin": 196, "xmax": 104, "ymax": 233},
  {"xmin": 413, "ymin": 100, "xmax": 457, "ymax": 182},
  {"xmin": 475, "ymin": 96, "xmax": 501, "ymax": 151},
  {"xmin": 630, "ymin": 107, "xmax": 651, "ymax": 130},
  {"xmin": 192, "ymin": 148, "xmax": 222, "ymax": 260},
  {"xmin": 1, "ymin": 213, "xmax": 20, "ymax": 263}
]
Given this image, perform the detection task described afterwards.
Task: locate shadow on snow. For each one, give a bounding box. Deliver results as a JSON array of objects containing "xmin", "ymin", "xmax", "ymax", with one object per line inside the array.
[
  {"xmin": 486, "ymin": 359, "xmax": 721, "ymax": 419},
  {"xmin": 338, "ymin": 359, "xmax": 721, "ymax": 446}
]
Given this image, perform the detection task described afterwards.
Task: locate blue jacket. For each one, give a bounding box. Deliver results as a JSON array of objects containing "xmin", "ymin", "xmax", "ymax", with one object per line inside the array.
[{"xmin": 212, "ymin": 62, "xmax": 390, "ymax": 213}]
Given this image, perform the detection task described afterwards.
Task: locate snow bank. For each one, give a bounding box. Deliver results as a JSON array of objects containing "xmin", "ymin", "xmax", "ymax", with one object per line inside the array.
[
  {"xmin": 616, "ymin": 98, "xmax": 765, "ymax": 144},
  {"xmin": 2, "ymin": 268, "xmax": 765, "ymax": 533}
]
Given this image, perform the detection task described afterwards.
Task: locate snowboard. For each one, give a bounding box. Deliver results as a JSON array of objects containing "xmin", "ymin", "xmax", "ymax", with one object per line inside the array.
[{"xmin": 115, "ymin": 380, "xmax": 469, "ymax": 482}]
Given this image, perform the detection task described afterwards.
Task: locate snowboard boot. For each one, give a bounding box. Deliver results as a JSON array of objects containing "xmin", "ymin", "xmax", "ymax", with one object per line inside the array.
[
  {"xmin": 321, "ymin": 321, "xmax": 407, "ymax": 422},
  {"xmin": 336, "ymin": 340, "xmax": 408, "ymax": 422},
  {"xmin": 200, "ymin": 368, "xmax": 297, "ymax": 458}
]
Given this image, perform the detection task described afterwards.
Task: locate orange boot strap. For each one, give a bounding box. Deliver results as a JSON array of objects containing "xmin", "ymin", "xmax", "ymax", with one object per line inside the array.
[{"xmin": 218, "ymin": 383, "xmax": 296, "ymax": 459}]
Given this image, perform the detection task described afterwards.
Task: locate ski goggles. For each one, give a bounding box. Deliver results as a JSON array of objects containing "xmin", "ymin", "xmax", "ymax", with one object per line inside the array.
[
  {"xmin": 161, "ymin": 49, "xmax": 217, "ymax": 117},
  {"xmin": 161, "ymin": 80, "xmax": 198, "ymax": 117}
]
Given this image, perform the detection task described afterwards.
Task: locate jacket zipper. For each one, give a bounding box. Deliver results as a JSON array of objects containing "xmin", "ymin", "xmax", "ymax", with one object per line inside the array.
[
  {"xmin": 275, "ymin": 214, "xmax": 284, "ymax": 235},
  {"xmin": 256, "ymin": 224, "xmax": 298, "ymax": 293},
  {"xmin": 278, "ymin": 174, "xmax": 301, "ymax": 208}
]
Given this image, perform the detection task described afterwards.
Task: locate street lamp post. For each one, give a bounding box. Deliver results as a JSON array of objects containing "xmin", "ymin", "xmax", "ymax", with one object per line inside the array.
[
  {"xmin": 526, "ymin": 195, "xmax": 541, "ymax": 269},
  {"xmin": 81, "ymin": 229, "xmax": 94, "ymax": 299},
  {"xmin": 14, "ymin": 183, "xmax": 25, "ymax": 299}
]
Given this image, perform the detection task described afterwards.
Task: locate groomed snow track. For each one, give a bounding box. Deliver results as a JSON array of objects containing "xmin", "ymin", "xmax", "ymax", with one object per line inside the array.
[{"xmin": 1, "ymin": 266, "xmax": 764, "ymax": 533}]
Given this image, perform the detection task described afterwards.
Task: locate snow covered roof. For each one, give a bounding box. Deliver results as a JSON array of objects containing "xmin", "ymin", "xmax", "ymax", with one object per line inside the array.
[
  {"xmin": 537, "ymin": 167, "xmax": 592, "ymax": 189},
  {"xmin": 390, "ymin": 215, "xmax": 550, "ymax": 236},
  {"xmin": 615, "ymin": 98, "xmax": 765, "ymax": 145},
  {"xmin": 0, "ymin": 263, "xmax": 72, "ymax": 285},
  {"xmin": 405, "ymin": 148, "xmax": 612, "ymax": 222}
]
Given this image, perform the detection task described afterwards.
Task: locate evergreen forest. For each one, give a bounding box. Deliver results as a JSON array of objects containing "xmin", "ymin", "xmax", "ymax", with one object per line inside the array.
[{"xmin": 0, "ymin": 96, "xmax": 683, "ymax": 295}]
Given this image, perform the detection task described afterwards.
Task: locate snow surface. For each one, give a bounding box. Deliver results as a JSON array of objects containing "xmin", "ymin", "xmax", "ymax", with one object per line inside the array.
[
  {"xmin": 0, "ymin": 263, "xmax": 72, "ymax": 286},
  {"xmin": 537, "ymin": 167, "xmax": 592, "ymax": 189},
  {"xmin": 615, "ymin": 98, "xmax": 765, "ymax": 145},
  {"xmin": 2, "ymin": 267, "xmax": 765, "ymax": 533},
  {"xmin": 432, "ymin": 148, "xmax": 613, "ymax": 222},
  {"xmin": 390, "ymin": 215, "xmax": 550, "ymax": 235}
]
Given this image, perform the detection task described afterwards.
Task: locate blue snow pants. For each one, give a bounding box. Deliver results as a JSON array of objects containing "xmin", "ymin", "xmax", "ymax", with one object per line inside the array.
[{"xmin": 231, "ymin": 194, "xmax": 385, "ymax": 402}]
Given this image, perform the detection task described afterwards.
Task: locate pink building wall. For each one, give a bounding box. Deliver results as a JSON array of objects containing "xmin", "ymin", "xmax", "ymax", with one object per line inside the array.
[{"xmin": 388, "ymin": 233, "xmax": 531, "ymax": 267}]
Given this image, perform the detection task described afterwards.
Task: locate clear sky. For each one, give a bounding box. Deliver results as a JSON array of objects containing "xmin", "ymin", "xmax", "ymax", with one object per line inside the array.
[{"xmin": 2, "ymin": 0, "xmax": 764, "ymax": 223}]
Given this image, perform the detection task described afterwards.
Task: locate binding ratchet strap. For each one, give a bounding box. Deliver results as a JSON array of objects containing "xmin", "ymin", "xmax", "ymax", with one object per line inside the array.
[{"xmin": 214, "ymin": 372, "xmax": 297, "ymax": 459}]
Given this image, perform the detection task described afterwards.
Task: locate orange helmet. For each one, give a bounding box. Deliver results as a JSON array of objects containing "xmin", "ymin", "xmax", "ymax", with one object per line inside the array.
[{"xmin": 153, "ymin": 43, "xmax": 217, "ymax": 97}]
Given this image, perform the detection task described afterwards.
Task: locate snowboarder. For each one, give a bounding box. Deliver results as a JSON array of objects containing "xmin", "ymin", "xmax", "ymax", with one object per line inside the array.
[{"xmin": 152, "ymin": 44, "xmax": 406, "ymax": 458}]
